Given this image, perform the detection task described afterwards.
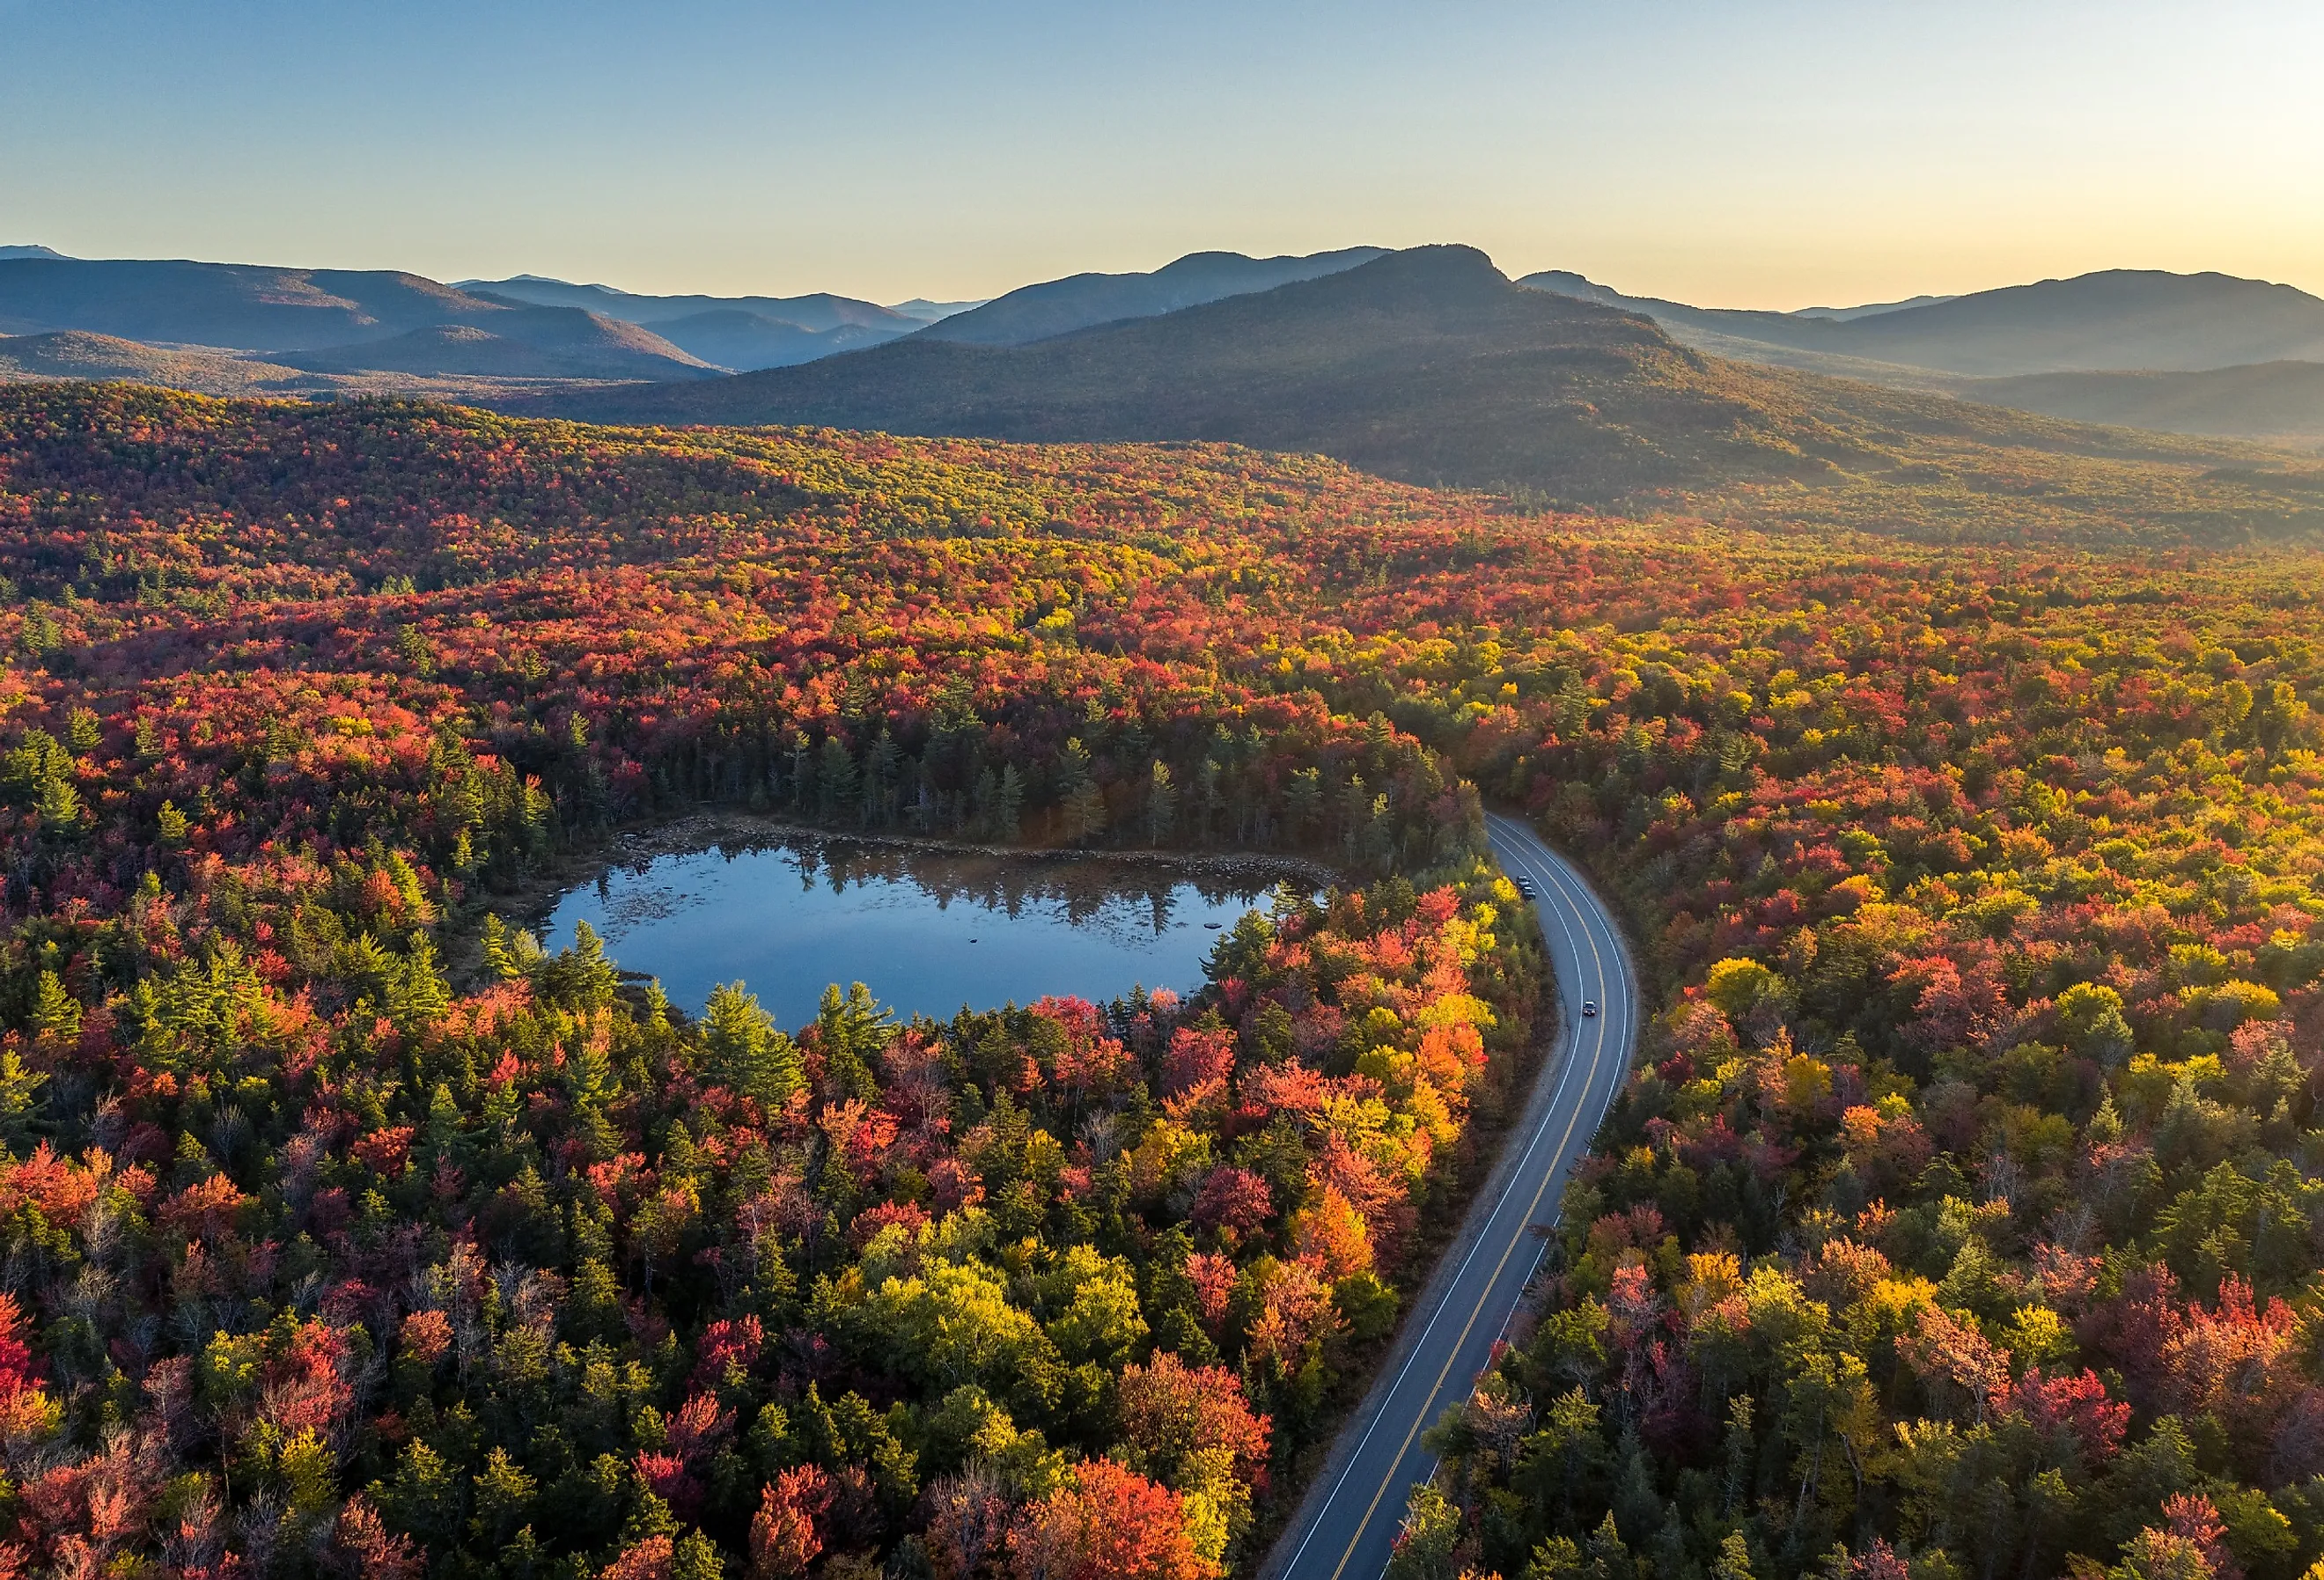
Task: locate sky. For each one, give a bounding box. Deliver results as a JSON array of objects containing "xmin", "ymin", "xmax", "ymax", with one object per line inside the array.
[{"xmin": 4, "ymin": 0, "xmax": 2320, "ymax": 310}]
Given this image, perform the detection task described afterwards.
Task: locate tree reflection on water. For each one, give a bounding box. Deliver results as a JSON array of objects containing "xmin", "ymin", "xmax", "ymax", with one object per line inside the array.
[{"xmin": 555, "ymin": 832, "xmax": 1320, "ymax": 1024}]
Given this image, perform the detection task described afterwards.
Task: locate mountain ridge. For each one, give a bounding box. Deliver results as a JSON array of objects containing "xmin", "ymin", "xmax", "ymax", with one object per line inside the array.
[
  {"xmin": 631, "ymin": 309, "xmax": 900, "ymax": 371},
  {"xmin": 1518, "ymin": 266, "xmax": 2324, "ymax": 376},
  {"xmin": 913, "ymin": 246, "xmax": 1389, "ymax": 347},
  {"xmin": 0, "ymin": 257, "xmax": 513, "ymax": 349},
  {"xmin": 504, "ymin": 245, "xmax": 2321, "ymax": 528},
  {"xmin": 455, "ymin": 276, "xmax": 919, "ymax": 336},
  {"xmin": 14, "ymin": 247, "xmax": 2324, "ymax": 452},
  {"xmin": 266, "ymin": 305, "xmax": 717, "ymax": 381}
]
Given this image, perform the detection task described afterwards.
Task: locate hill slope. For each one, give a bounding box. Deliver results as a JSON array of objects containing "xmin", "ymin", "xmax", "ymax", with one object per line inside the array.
[
  {"xmin": 1519, "ymin": 267, "xmax": 2324, "ymax": 376},
  {"xmin": 512, "ymin": 246, "xmax": 2324, "ymax": 535},
  {"xmin": 269, "ymin": 307, "xmax": 717, "ymax": 381},
  {"xmin": 0, "ymin": 330, "xmax": 305, "ymax": 394},
  {"xmin": 914, "ymin": 246, "xmax": 1386, "ymax": 346},
  {"xmin": 0, "ymin": 329, "xmax": 704, "ymax": 403},
  {"xmin": 1967, "ymin": 361, "xmax": 2324, "ymax": 446}
]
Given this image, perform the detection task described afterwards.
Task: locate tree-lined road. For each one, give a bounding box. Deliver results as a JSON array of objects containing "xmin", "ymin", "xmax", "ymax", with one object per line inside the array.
[{"xmin": 1267, "ymin": 814, "xmax": 1638, "ymax": 1580}]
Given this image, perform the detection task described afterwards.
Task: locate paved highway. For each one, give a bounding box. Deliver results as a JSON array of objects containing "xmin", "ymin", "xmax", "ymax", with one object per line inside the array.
[{"xmin": 1266, "ymin": 813, "xmax": 1638, "ymax": 1580}]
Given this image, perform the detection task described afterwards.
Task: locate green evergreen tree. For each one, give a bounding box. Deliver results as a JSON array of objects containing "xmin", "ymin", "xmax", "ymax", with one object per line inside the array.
[
  {"xmin": 702, "ymin": 982, "xmax": 805, "ymax": 1106},
  {"xmin": 817, "ymin": 982, "xmax": 889, "ymax": 1103}
]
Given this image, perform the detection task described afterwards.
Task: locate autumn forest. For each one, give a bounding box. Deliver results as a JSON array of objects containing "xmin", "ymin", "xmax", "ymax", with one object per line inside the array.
[{"xmin": 2, "ymin": 382, "xmax": 2324, "ymax": 1580}]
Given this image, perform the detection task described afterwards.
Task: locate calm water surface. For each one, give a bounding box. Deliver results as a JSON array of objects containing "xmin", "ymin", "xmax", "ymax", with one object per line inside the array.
[{"xmin": 544, "ymin": 835, "xmax": 1301, "ymax": 1026}]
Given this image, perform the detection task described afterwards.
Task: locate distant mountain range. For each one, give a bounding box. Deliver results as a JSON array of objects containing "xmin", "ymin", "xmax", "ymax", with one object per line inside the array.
[
  {"xmin": 1791, "ymin": 293, "xmax": 1958, "ymax": 321},
  {"xmin": 0, "ymin": 257, "xmax": 723, "ymax": 386},
  {"xmin": 268, "ymin": 309, "xmax": 719, "ymax": 382},
  {"xmin": 0, "ymin": 255, "xmax": 985, "ymax": 386},
  {"xmin": 511, "ymin": 246, "xmax": 2306, "ymax": 512},
  {"xmin": 624, "ymin": 310, "xmax": 901, "ymax": 373},
  {"xmin": 460, "ymin": 252, "xmax": 1391, "ymax": 366},
  {"xmin": 0, "ymin": 246, "xmax": 1408, "ymax": 390},
  {"xmin": 452, "ymin": 275, "xmax": 942, "ymax": 369},
  {"xmin": 1519, "ymin": 268, "xmax": 2324, "ymax": 442},
  {"xmin": 0, "ymin": 259, "xmax": 519, "ymax": 350},
  {"xmin": 888, "ymin": 298, "xmax": 987, "ymax": 323},
  {"xmin": 1519, "ymin": 266, "xmax": 2324, "ymax": 375},
  {"xmin": 4, "ymin": 242, "xmax": 2322, "ymax": 454},
  {"xmin": 454, "ymin": 274, "xmax": 922, "ymax": 334}
]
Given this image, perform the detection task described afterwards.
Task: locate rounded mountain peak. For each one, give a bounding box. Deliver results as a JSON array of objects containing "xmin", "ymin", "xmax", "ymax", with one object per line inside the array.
[{"xmin": 1342, "ymin": 244, "xmax": 1505, "ymax": 288}]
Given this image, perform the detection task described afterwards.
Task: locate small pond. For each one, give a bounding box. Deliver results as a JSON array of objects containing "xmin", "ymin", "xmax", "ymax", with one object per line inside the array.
[{"xmin": 542, "ymin": 834, "xmax": 1312, "ymax": 1028}]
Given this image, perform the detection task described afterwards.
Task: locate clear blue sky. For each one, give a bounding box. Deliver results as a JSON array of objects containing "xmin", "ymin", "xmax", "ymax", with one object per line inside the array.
[{"xmin": 4, "ymin": 0, "xmax": 2318, "ymax": 308}]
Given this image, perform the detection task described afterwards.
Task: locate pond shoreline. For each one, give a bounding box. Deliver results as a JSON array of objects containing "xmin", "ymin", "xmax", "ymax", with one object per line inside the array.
[
  {"xmin": 511, "ymin": 809, "xmax": 1351, "ymax": 1024},
  {"xmin": 454, "ymin": 809, "xmax": 1350, "ymax": 989},
  {"xmin": 588, "ymin": 809, "xmax": 1350, "ymax": 896}
]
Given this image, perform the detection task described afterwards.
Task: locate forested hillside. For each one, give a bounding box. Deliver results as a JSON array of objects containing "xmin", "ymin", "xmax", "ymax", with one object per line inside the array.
[{"xmin": 4, "ymin": 386, "xmax": 2324, "ymax": 1580}]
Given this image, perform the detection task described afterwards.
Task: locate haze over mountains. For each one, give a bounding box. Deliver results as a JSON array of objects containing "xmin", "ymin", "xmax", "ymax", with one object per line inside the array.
[
  {"xmin": 454, "ymin": 275, "xmax": 924, "ymax": 334},
  {"xmin": 463, "ymin": 249, "xmax": 1392, "ymax": 364},
  {"xmin": 1521, "ymin": 267, "xmax": 2324, "ymax": 374},
  {"xmin": 0, "ymin": 259, "xmax": 528, "ymax": 350},
  {"xmin": 512, "ymin": 246, "xmax": 2324, "ymax": 530},
  {"xmin": 0, "ymin": 246, "xmax": 1394, "ymax": 391},
  {"xmin": 0, "ymin": 245, "xmax": 1396, "ymax": 393},
  {"xmin": 453, "ymin": 275, "xmax": 941, "ymax": 371},
  {"xmin": 268, "ymin": 312, "xmax": 719, "ymax": 382},
  {"xmin": 4, "ymin": 241, "xmax": 2323, "ymax": 469},
  {"xmin": 1520, "ymin": 267, "xmax": 2324, "ymax": 442},
  {"xmin": 0, "ymin": 254, "xmax": 974, "ymax": 391},
  {"xmin": 0, "ymin": 257, "xmax": 726, "ymax": 392},
  {"xmin": 1968, "ymin": 362, "xmax": 2324, "ymax": 447}
]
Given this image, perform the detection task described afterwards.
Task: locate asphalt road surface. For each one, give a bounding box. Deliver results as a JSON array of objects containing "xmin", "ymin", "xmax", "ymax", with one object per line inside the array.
[{"xmin": 1265, "ymin": 813, "xmax": 1638, "ymax": 1580}]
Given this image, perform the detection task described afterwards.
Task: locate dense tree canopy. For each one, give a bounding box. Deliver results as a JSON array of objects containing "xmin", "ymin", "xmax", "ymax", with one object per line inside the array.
[
  {"xmin": 1371, "ymin": 543, "xmax": 2324, "ymax": 1580},
  {"xmin": 0, "ymin": 387, "xmax": 1538, "ymax": 1579},
  {"xmin": 4, "ymin": 384, "xmax": 2324, "ymax": 1580}
]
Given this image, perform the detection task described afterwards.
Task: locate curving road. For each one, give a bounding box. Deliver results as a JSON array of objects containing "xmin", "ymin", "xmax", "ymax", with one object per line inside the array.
[{"xmin": 1265, "ymin": 813, "xmax": 1638, "ymax": 1580}]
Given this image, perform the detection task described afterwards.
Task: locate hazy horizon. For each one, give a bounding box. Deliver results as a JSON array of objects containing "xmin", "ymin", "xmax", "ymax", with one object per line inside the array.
[
  {"xmin": 4, "ymin": 242, "xmax": 2319, "ymax": 321},
  {"xmin": 4, "ymin": 0, "xmax": 2319, "ymax": 310}
]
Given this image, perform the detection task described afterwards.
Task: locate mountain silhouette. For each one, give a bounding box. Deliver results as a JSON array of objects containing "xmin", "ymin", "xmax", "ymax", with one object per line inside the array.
[
  {"xmin": 914, "ymin": 246, "xmax": 1387, "ymax": 347},
  {"xmin": 516, "ymin": 246, "xmax": 2262, "ymax": 503}
]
